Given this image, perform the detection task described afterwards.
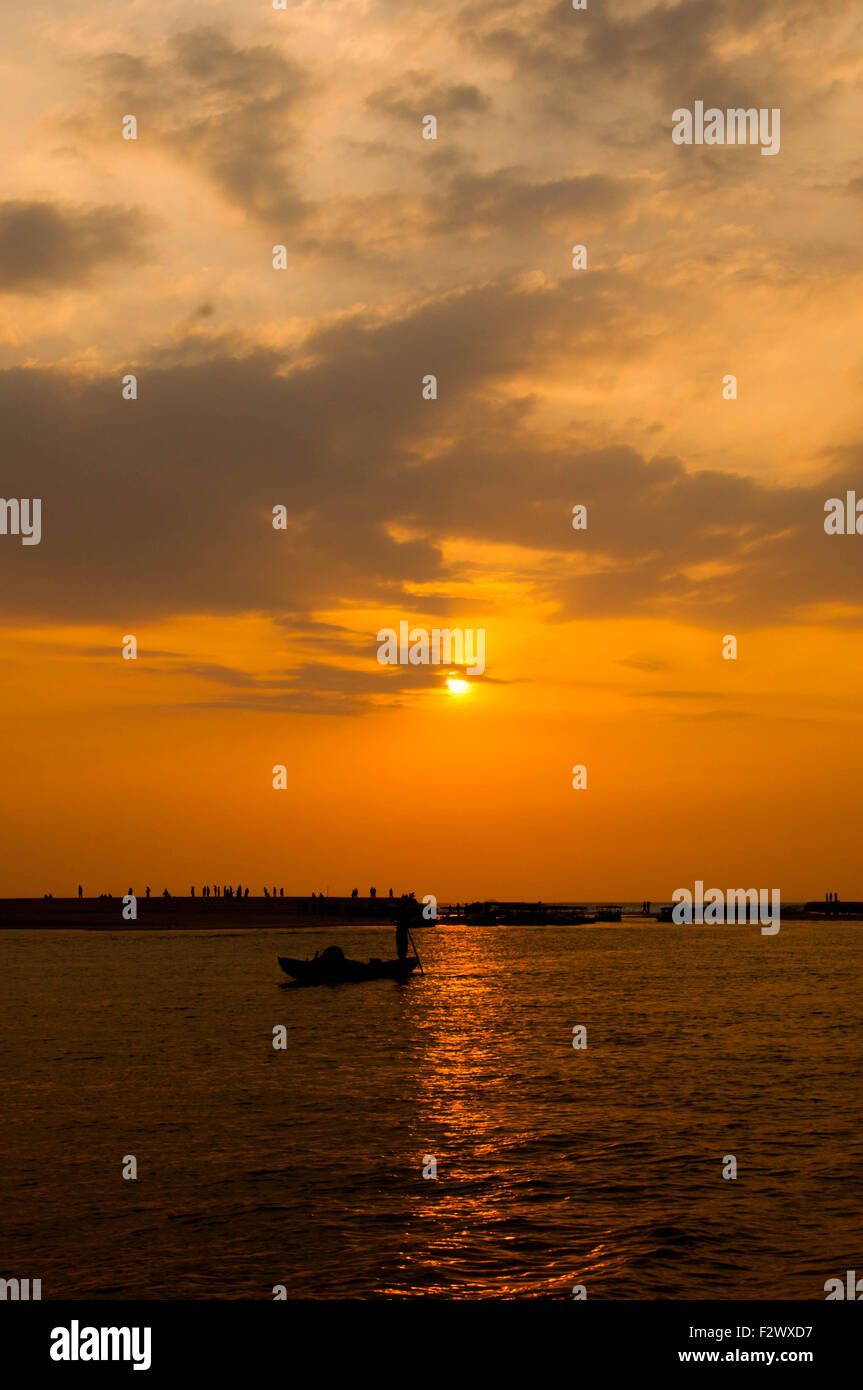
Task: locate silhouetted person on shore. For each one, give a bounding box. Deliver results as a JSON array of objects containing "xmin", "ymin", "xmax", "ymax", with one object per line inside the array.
[
  {"xmin": 163, "ymin": 888, "xmax": 170, "ymax": 899},
  {"xmin": 78, "ymin": 884, "xmax": 83, "ymax": 899},
  {"xmin": 370, "ymin": 886, "xmax": 376, "ymax": 899},
  {"xmin": 279, "ymin": 887, "xmax": 283, "ymax": 897},
  {"xmin": 146, "ymin": 886, "xmax": 150, "ymax": 898}
]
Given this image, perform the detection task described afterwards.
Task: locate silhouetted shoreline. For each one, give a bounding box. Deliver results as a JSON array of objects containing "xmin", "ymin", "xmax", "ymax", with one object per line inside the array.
[
  {"xmin": 0, "ymin": 895, "xmax": 420, "ymax": 930},
  {"xmin": 1, "ymin": 896, "xmax": 862, "ymax": 929}
]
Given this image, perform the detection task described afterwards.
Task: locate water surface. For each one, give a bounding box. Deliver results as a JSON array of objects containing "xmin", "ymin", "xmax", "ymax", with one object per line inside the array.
[{"xmin": 1, "ymin": 922, "xmax": 860, "ymax": 1298}]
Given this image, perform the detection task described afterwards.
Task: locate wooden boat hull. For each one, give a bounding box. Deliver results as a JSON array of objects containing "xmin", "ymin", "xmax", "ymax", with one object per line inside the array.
[{"xmin": 278, "ymin": 954, "xmax": 419, "ymax": 985}]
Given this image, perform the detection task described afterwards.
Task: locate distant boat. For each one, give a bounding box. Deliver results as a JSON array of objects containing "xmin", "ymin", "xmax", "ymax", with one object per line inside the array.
[{"xmin": 278, "ymin": 946, "xmax": 419, "ymax": 986}]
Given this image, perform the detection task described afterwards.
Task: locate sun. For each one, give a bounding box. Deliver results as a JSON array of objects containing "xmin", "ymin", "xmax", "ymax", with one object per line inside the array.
[{"xmin": 446, "ymin": 677, "xmax": 470, "ymax": 696}]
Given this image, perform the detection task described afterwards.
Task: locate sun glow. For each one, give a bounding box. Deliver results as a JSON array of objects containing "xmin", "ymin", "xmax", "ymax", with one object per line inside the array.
[{"xmin": 446, "ymin": 678, "xmax": 469, "ymax": 696}]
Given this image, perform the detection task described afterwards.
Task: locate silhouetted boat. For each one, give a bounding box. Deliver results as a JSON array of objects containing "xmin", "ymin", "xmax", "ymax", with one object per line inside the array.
[{"xmin": 278, "ymin": 946, "xmax": 419, "ymax": 985}]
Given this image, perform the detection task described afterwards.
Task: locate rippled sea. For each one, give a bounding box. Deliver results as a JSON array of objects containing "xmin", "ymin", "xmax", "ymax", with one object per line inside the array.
[{"xmin": 1, "ymin": 922, "xmax": 861, "ymax": 1299}]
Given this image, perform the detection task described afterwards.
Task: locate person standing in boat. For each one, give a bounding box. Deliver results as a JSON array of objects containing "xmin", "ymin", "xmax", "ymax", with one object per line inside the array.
[{"xmin": 396, "ymin": 913, "xmax": 410, "ymax": 961}]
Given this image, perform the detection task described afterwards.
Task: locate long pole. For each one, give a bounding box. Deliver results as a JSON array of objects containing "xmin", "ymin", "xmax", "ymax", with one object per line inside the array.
[{"xmin": 406, "ymin": 924, "xmax": 425, "ymax": 975}]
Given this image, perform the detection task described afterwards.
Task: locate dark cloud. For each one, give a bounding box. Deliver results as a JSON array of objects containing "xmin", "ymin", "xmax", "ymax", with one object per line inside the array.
[
  {"xmin": 0, "ymin": 270, "xmax": 860, "ymax": 647},
  {"xmin": 366, "ymin": 72, "xmax": 490, "ymax": 124},
  {"xmin": 464, "ymin": 0, "xmax": 833, "ymax": 135},
  {"xmin": 428, "ymin": 169, "xmax": 636, "ymax": 236},
  {"xmin": 76, "ymin": 647, "xmax": 185, "ymax": 658},
  {"xmin": 619, "ymin": 654, "xmax": 672, "ymax": 673},
  {"xmin": 165, "ymin": 655, "xmax": 463, "ymax": 716},
  {"xmin": 73, "ymin": 27, "xmax": 313, "ymax": 224},
  {"xmin": 0, "ymin": 200, "xmax": 153, "ymax": 292}
]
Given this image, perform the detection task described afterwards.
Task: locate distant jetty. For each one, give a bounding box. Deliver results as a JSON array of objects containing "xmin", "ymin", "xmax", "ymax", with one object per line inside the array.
[
  {"xmin": 653, "ymin": 900, "xmax": 863, "ymax": 922},
  {"xmin": 439, "ymin": 901, "xmax": 621, "ymax": 925}
]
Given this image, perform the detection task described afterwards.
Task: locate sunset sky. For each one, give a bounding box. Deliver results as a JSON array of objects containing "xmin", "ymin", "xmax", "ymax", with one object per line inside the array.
[{"xmin": 1, "ymin": 0, "xmax": 862, "ymax": 899}]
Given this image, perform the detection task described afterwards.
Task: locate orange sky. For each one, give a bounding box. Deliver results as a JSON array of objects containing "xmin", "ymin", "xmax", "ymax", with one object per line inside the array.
[{"xmin": 1, "ymin": 0, "xmax": 862, "ymax": 898}]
